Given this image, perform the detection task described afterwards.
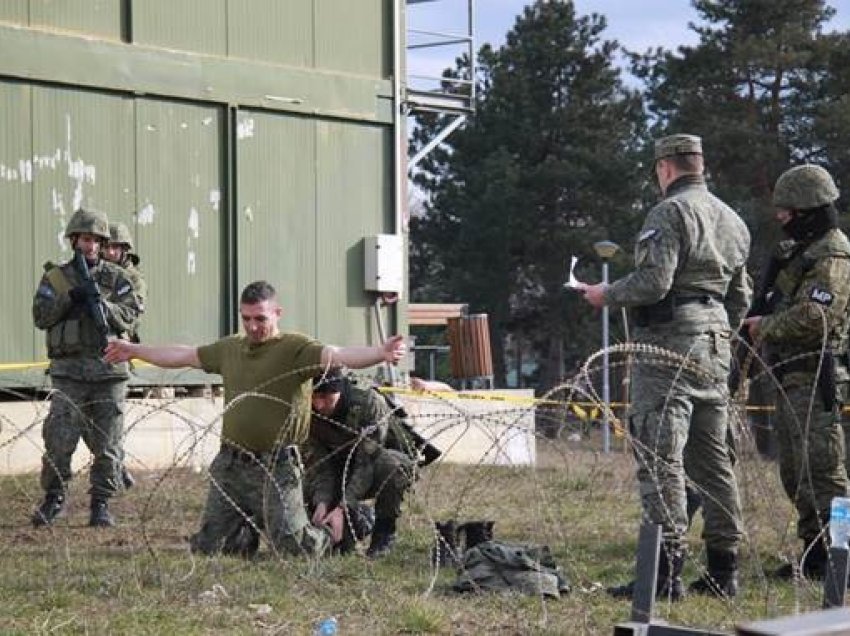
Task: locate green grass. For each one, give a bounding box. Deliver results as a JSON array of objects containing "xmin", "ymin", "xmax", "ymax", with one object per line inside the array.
[{"xmin": 0, "ymin": 439, "xmax": 831, "ymax": 635}]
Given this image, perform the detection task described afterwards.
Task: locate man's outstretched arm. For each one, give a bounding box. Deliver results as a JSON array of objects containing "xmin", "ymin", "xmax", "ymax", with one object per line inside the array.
[
  {"xmin": 321, "ymin": 334, "xmax": 406, "ymax": 369},
  {"xmin": 104, "ymin": 340, "xmax": 201, "ymax": 369}
]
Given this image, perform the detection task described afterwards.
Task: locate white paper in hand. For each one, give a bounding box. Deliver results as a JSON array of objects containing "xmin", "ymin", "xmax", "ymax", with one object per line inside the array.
[{"xmin": 565, "ymin": 255, "xmax": 582, "ymax": 289}]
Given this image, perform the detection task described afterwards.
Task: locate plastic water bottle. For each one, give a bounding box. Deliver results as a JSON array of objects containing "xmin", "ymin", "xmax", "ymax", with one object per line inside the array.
[
  {"xmin": 829, "ymin": 496, "xmax": 850, "ymax": 549},
  {"xmin": 314, "ymin": 617, "xmax": 338, "ymax": 636}
]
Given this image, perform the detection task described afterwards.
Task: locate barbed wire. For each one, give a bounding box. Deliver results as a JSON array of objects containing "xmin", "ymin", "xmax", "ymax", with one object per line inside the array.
[{"xmin": 0, "ymin": 334, "xmax": 843, "ymax": 626}]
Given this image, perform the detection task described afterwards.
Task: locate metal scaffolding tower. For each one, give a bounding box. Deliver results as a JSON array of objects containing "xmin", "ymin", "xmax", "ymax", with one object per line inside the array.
[{"xmin": 405, "ymin": 0, "xmax": 476, "ymax": 170}]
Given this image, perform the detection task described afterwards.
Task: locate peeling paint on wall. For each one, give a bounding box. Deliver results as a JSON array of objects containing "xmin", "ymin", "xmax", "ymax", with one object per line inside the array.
[
  {"xmin": 137, "ymin": 202, "xmax": 156, "ymax": 225},
  {"xmin": 19, "ymin": 159, "xmax": 33, "ymax": 182},
  {"xmin": 0, "ymin": 165, "xmax": 19, "ymax": 181},
  {"xmin": 51, "ymin": 188, "xmax": 66, "ymax": 217},
  {"xmin": 1, "ymin": 115, "xmax": 99, "ymax": 237},
  {"xmin": 61, "ymin": 114, "xmax": 96, "ymax": 213},
  {"xmin": 236, "ymin": 118, "xmax": 254, "ymax": 139},
  {"xmin": 188, "ymin": 207, "xmax": 199, "ymax": 238}
]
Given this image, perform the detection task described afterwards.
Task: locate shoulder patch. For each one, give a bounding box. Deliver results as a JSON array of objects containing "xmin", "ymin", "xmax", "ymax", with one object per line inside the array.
[
  {"xmin": 638, "ymin": 228, "xmax": 659, "ymax": 242},
  {"xmin": 809, "ymin": 287, "xmax": 834, "ymax": 306}
]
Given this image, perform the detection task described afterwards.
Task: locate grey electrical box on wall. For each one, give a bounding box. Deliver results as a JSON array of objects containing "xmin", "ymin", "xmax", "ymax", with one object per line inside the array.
[{"xmin": 364, "ymin": 234, "xmax": 404, "ymax": 293}]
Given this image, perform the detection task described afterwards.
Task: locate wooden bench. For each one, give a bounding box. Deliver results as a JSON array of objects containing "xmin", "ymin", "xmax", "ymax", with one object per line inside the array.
[{"xmin": 408, "ymin": 303, "xmax": 468, "ymax": 326}]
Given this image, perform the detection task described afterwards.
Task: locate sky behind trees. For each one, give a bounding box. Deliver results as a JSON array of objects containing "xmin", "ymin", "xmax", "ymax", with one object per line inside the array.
[{"xmin": 408, "ymin": 0, "xmax": 850, "ymax": 83}]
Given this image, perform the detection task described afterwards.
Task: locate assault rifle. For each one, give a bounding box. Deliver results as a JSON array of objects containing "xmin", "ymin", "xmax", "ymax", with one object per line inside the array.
[
  {"xmin": 728, "ymin": 255, "xmax": 785, "ymax": 396},
  {"xmin": 72, "ymin": 248, "xmax": 109, "ymax": 336},
  {"xmin": 379, "ymin": 388, "xmax": 442, "ymax": 467}
]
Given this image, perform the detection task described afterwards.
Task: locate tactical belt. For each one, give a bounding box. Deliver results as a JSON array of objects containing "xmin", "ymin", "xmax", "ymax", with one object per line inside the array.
[
  {"xmin": 675, "ymin": 294, "xmax": 721, "ymax": 306},
  {"xmin": 220, "ymin": 443, "xmax": 301, "ymax": 468},
  {"xmin": 633, "ymin": 293, "xmax": 723, "ymax": 328},
  {"xmin": 776, "ymin": 350, "xmax": 850, "ymax": 412},
  {"xmin": 780, "ymin": 352, "xmax": 850, "ymax": 376},
  {"xmin": 780, "ymin": 357, "xmax": 822, "ymax": 375}
]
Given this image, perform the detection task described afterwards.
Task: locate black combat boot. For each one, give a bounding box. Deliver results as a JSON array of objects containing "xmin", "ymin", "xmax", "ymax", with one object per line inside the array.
[
  {"xmin": 333, "ymin": 505, "xmax": 374, "ymax": 556},
  {"xmin": 366, "ymin": 517, "xmax": 397, "ymax": 559},
  {"xmin": 608, "ymin": 542, "xmax": 685, "ymax": 602},
  {"xmin": 776, "ymin": 537, "xmax": 829, "ymax": 580},
  {"xmin": 31, "ymin": 493, "xmax": 66, "ymax": 527},
  {"xmin": 89, "ymin": 498, "xmax": 115, "ymax": 527},
  {"xmin": 432, "ymin": 519, "xmax": 458, "ymax": 567},
  {"xmin": 457, "ymin": 520, "xmax": 495, "ymax": 551},
  {"xmin": 688, "ymin": 549, "xmax": 739, "ymax": 598}
]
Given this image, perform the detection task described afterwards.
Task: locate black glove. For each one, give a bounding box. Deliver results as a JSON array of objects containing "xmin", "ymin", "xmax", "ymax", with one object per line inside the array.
[{"xmin": 68, "ymin": 280, "xmax": 100, "ymax": 304}]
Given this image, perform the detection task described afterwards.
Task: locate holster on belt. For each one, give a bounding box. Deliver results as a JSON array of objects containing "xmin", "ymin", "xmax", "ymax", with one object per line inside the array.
[
  {"xmin": 819, "ymin": 350, "xmax": 837, "ymax": 412},
  {"xmin": 632, "ymin": 296, "xmax": 674, "ymax": 328},
  {"xmin": 779, "ymin": 351, "xmax": 838, "ymax": 412},
  {"xmin": 632, "ymin": 293, "xmax": 719, "ymax": 328}
]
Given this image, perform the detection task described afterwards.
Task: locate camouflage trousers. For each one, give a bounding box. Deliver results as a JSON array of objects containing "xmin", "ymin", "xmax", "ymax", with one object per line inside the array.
[
  {"xmin": 776, "ymin": 379, "xmax": 848, "ymax": 541},
  {"xmin": 629, "ymin": 330, "xmax": 743, "ymax": 553},
  {"xmin": 310, "ymin": 448, "xmax": 414, "ymax": 521},
  {"xmin": 41, "ymin": 375, "xmax": 126, "ymax": 499},
  {"xmin": 190, "ymin": 446, "xmax": 331, "ymax": 558}
]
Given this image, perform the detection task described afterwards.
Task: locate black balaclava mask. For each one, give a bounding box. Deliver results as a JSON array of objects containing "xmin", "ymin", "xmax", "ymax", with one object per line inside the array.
[{"xmin": 782, "ymin": 204, "xmax": 839, "ymax": 242}]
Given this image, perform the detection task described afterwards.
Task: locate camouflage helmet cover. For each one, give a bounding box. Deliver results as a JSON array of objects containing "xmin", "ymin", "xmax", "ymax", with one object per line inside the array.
[
  {"xmin": 772, "ymin": 164, "xmax": 840, "ymax": 210},
  {"xmin": 64, "ymin": 207, "xmax": 110, "ymax": 240},
  {"xmin": 108, "ymin": 222, "xmax": 134, "ymax": 251}
]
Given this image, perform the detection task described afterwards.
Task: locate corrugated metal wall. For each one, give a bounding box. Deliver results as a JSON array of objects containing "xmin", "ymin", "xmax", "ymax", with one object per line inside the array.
[{"xmin": 0, "ymin": 0, "xmax": 402, "ymax": 388}]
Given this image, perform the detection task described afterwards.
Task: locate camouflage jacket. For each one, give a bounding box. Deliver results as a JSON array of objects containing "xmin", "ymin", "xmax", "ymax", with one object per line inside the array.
[
  {"xmin": 118, "ymin": 256, "xmax": 146, "ymax": 342},
  {"xmin": 453, "ymin": 541, "xmax": 570, "ymax": 598},
  {"xmin": 605, "ymin": 175, "xmax": 752, "ymax": 334},
  {"xmin": 306, "ymin": 382, "xmax": 404, "ymax": 506},
  {"xmin": 759, "ymin": 228, "xmax": 850, "ymax": 379},
  {"xmin": 33, "ymin": 257, "xmax": 143, "ymax": 380}
]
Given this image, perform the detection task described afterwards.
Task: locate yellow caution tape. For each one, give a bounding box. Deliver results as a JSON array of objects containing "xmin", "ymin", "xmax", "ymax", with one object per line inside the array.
[
  {"xmin": 380, "ymin": 386, "xmax": 850, "ymax": 415},
  {"xmin": 0, "ymin": 368, "xmax": 845, "ymax": 415},
  {"xmin": 0, "ymin": 360, "xmax": 153, "ymax": 371},
  {"xmin": 0, "ymin": 361, "xmax": 48, "ymax": 371}
]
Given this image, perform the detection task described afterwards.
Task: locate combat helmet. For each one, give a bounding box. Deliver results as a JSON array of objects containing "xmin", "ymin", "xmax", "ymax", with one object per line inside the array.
[
  {"xmin": 773, "ymin": 165, "xmax": 839, "ymax": 210},
  {"xmin": 108, "ymin": 222, "xmax": 134, "ymax": 252},
  {"xmin": 64, "ymin": 207, "xmax": 110, "ymax": 240}
]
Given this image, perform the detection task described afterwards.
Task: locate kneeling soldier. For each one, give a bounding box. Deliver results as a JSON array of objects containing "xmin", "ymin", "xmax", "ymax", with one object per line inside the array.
[{"xmin": 307, "ymin": 371, "xmax": 417, "ymax": 558}]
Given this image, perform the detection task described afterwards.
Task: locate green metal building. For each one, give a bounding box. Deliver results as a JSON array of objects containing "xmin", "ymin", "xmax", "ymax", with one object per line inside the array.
[{"xmin": 0, "ymin": 0, "xmax": 414, "ymax": 388}]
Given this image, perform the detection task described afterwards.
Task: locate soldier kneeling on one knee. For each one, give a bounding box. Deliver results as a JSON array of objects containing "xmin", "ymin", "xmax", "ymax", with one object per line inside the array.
[{"xmin": 306, "ymin": 369, "xmax": 437, "ymax": 558}]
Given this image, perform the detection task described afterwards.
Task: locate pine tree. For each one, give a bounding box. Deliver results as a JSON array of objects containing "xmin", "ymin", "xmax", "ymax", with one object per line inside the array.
[
  {"xmin": 632, "ymin": 0, "xmax": 849, "ymax": 262},
  {"xmin": 410, "ymin": 1, "xmax": 645, "ymax": 389}
]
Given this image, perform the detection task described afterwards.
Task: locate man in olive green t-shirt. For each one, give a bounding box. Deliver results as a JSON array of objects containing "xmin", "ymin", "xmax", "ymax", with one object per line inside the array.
[{"xmin": 104, "ymin": 280, "xmax": 406, "ymax": 558}]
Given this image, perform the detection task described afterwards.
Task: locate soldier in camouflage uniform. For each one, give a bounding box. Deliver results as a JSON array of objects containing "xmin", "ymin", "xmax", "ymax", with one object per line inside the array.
[
  {"xmin": 580, "ymin": 134, "xmax": 752, "ymax": 599},
  {"xmin": 744, "ymin": 165, "xmax": 850, "ymax": 579},
  {"xmin": 308, "ymin": 370, "xmax": 415, "ymax": 558},
  {"xmin": 102, "ymin": 221, "xmax": 147, "ymax": 489},
  {"xmin": 103, "ymin": 222, "xmax": 146, "ymax": 330},
  {"xmin": 104, "ymin": 280, "xmax": 406, "ymax": 558},
  {"xmin": 32, "ymin": 208, "xmax": 144, "ymax": 528}
]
